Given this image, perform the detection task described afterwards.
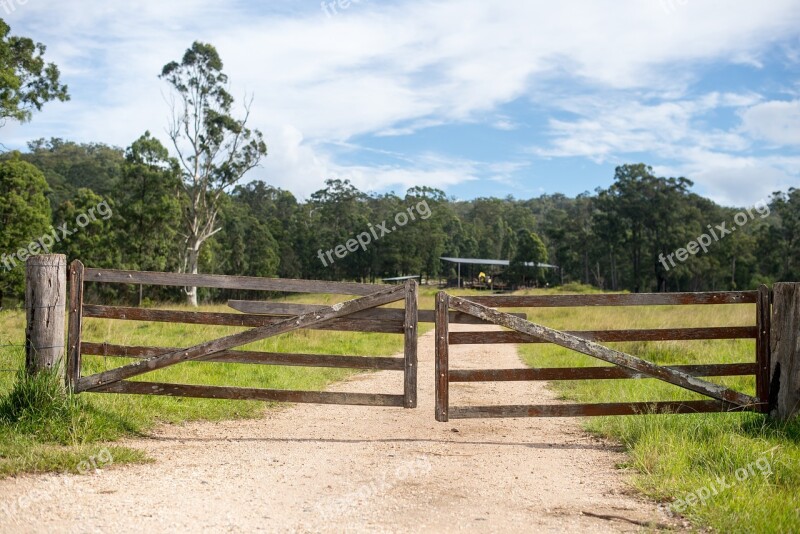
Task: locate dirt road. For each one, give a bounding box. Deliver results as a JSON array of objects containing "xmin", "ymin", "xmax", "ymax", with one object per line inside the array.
[{"xmin": 0, "ymin": 327, "xmax": 675, "ymax": 533}]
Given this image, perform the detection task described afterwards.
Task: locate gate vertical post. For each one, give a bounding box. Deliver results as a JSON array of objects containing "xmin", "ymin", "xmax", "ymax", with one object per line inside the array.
[
  {"xmin": 770, "ymin": 283, "xmax": 800, "ymax": 421},
  {"xmin": 435, "ymin": 292, "xmax": 450, "ymax": 422},
  {"xmin": 66, "ymin": 260, "xmax": 85, "ymax": 389},
  {"xmin": 25, "ymin": 254, "xmax": 67, "ymax": 378},
  {"xmin": 756, "ymin": 284, "xmax": 771, "ymax": 413},
  {"xmin": 403, "ymin": 279, "xmax": 418, "ymax": 408}
]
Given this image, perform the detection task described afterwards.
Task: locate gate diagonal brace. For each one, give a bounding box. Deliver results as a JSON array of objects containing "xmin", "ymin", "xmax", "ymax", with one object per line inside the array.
[
  {"xmin": 76, "ymin": 284, "xmax": 407, "ymax": 392},
  {"xmin": 447, "ymin": 295, "xmax": 758, "ymax": 408}
]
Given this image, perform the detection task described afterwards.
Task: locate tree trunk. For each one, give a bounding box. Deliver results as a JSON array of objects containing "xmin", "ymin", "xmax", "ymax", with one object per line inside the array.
[
  {"xmin": 583, "ymin": 250, "xmax": 589, "ymax": 285},
  {"xmin": 185, "ymin": 245, "xmax": 200, "ymax": 307},
  {"xmin": 610, "ymin": 251, "xmax": 618, "ymax": 291}
]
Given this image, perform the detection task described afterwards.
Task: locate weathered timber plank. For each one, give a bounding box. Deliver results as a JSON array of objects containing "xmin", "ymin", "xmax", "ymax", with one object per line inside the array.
[
  {"xmin": 447, "ymin": 295, "xmax": 758, "ymax": 407},
  {"xmin": 92, "ymin": 381, "xmax": 405, "ymax": 407},
  {"xmin": 403, "ymin": 279, "xmax": 418, "ymax": 408},
  {"xmin": 770, "ymin": 283, "xmax": 800, "ymax": 421},
  {"xmin": 83, "ymin": 305, "xmax": 404, "ymax": 334},
  {"xmin": 66, "ymin": 260, "xmax": 85, "ymax": 387},
  {"xmin": 756, "ymin": 285, "xmax": 771, "ymax": 413},
  {"xmin": 81, "ymin": 342, "xmax": 404, "ymax": 370},
  {"xmin": 435, "ymin": 292, "xmax": 450, "ymax": 422},
  {"xmin": 76, "ymin": 284, "xmax": 406, "ymax": 392},
  {"xmin": 448, "ymin": 363, "xmax": 757, "ymax": 382},
  {"xmin": 227, "ymin": 300, "xmax": 526, "ymax": 324},
  {"xmin": 83, "ymin": 268, "xmax": 382, "ymax": 295},
  {"xmin": 461, "ymin": 291, "xmax": 757, "ymax": 308},
  {"xmin": 448, "ymin": 400, "xmax": 754, "ymax": 419},
  {"xmin": 449, "ymin": 326, "xmax": 757, "ymax": 344}
]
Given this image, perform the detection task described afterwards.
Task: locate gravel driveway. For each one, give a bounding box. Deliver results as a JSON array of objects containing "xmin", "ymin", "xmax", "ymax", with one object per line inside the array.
[{"xmin": 0, "ymin": 326, "xmax": 677, "ymax": 533}]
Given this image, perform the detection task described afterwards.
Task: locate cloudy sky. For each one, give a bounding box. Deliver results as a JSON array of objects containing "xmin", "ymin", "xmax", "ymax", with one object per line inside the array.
[{"xmin": 2, "ymin": 0, "xmax": 799, "ymax": 205}]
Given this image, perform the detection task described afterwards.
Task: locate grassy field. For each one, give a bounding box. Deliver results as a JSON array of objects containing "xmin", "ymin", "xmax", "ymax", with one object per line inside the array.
[
  {"xmin": 513, "ymin": 286, "xmax": 800, "ymax": 533},
  {"xmin": 0, "ymin": 289, "xmax": 440, "ymax": 478}
]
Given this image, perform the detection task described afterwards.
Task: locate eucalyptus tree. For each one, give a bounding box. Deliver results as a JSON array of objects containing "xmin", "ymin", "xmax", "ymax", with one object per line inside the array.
[
  {"xmin": 24, "ymin": 138, "xmax": 125, "ymax": 209},
  {"xmin": 600, "ymin": 164, "xmax": 694, "ymax": 292},
  {"xmin": 307, "ymin": 179, "xmax": 371, "ymax": 281},
  {"xmin": 116, "ymin": 132, "xmax": 183, "ymax": 274},
  {"xmin": 232, "ymin": 181, "xmax": 303, "ymax": 278},
  {"xmin": 509, "ymin": 229, "xmax": 548, "ymax": 287},
  {"xmin": 0, "ymin": 19, "xmax": 69, "ymax": 128},
  {"xmin": 0, "ymin": 155, "xmax": 51, "ymax": 307},
  {"xmin": 764, "ymin": 189, "xmax": 800, "ymax": 281},
  {"xmin": 160, "ymin": 41, "xmax": 267, "ymax": 305}
]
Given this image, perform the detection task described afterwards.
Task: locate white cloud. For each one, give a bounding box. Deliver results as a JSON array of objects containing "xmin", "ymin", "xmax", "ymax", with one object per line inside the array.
[
  {"xmin": 2, "ymin": 0, "xmax": 800, "ymax": 200},
  {"xmin": 256, "ymin": 126, "xmax": 481, "ymax": 199},
  {"xmin": 741, "ymin": 100, "xmax": 800, "ymax": 146},
  {"xmin": 491, "ymin": 117, "xmax": 519, "ymax": 131},
  {"xmin": 531, "ymin": 92, "xmax": 800, "ymax": 205},
  {"xmin": 532, "ymin": 93, "xmax": 753, "ymax": 161},
  {"xmin": 653, "ymin": 147, "xmax": 797, "ymax": 206}
]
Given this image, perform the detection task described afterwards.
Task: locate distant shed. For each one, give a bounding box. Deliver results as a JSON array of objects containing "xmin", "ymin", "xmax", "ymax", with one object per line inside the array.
[{"xmin": 439, "ymin": 257, "xmax": 559, "ymax": 288}]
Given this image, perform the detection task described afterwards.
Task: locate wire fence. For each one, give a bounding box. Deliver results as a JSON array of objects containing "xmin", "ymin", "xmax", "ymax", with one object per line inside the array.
[{"xmin": 1, "ymin": 343, "xmax": 70, "ymax": 374}]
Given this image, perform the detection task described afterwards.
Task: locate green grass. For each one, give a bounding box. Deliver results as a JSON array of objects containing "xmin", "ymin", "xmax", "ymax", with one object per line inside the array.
[
  {"xmin": 515, "ymin": 289, "xmax": 800, "ymax": 533},
  {"xmin": 0, "ymin": 364, "xmax": 149, "ymax": 476},
  {"xmin": 0, "ymin": 290, "xmax": 430, "ymax": 478}
]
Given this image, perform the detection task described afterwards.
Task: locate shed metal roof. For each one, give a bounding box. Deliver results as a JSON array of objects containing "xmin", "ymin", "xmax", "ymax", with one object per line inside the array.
[{"xmin": 440, "ymin": 257, "xmax": 559, "ymax": 269}]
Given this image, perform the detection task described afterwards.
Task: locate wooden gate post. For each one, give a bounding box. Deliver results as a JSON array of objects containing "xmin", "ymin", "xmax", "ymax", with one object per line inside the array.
[
  {"xmin": 403, "ymin": 279, "xmax": 418, "ymax": 408},
  {"xmin": 770, "ymin": 283, "xmax": 800, "ymax": 421},
  {"xmin": 435, "ymin": 292, "xmax": 450, "ymax": 422},
  {"xmin": 25, "ymin": 254, "xmax": 67, "ymax": 377}
]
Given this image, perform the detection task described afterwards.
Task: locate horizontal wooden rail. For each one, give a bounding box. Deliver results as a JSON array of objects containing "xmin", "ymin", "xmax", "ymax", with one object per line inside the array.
[
  {"xmin": 462, "ymin": 291, "xmax": 757, "ymax": 308},
  {"xmin": 228, "ymin": 300, "xmax": 526, "ymax": 324},
  {"xmin": 92, "ymin": 381, "xmax": 405, "ymax": 407},
  {"xmin": 83, "ymin": 305, "xmax": 404, "ymax": 334},
  {"xmin": 448, "ymin": 363, "xmax": 756, "ymax": 382},
  {"xmin": 448, "ymin": 400, "xmax": 756, "ymax": 419},
  {"xmin": 449, "ymin": 326, "xmax": 757, "ymax": 345},
  {"xmin": 84, "ymin": 268, "xmax": 382, "ymax": 295},
  {"xmin": 81, "ymin": 342, "xmax": 404, "ymax": 370}
]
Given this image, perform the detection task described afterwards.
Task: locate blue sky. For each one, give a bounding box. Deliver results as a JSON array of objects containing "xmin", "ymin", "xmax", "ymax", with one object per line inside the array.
[{"xmin": 2, "ymin": 0, "xmax": 799, "ymax": 205}]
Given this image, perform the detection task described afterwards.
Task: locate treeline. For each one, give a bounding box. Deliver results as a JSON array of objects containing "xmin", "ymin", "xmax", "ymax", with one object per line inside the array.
[{"xmin": 1, "ymin": 137, "xmax": 799, "ymax": 305}]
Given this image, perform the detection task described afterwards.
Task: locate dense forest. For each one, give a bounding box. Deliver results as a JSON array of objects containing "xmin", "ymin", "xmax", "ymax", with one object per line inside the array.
[{"xmin": 1, "ymin": 136, "xmax": 798, "ymax": 306}]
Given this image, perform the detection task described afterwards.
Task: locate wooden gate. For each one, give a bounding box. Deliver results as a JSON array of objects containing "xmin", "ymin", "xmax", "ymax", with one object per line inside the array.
[
  {"xmin": 434, "ymin": 288, "xmax": 770, "ymax": 421},
  {"xmin": 67, "ymin": 261, "xmax": 418, "ymax": 408}
]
